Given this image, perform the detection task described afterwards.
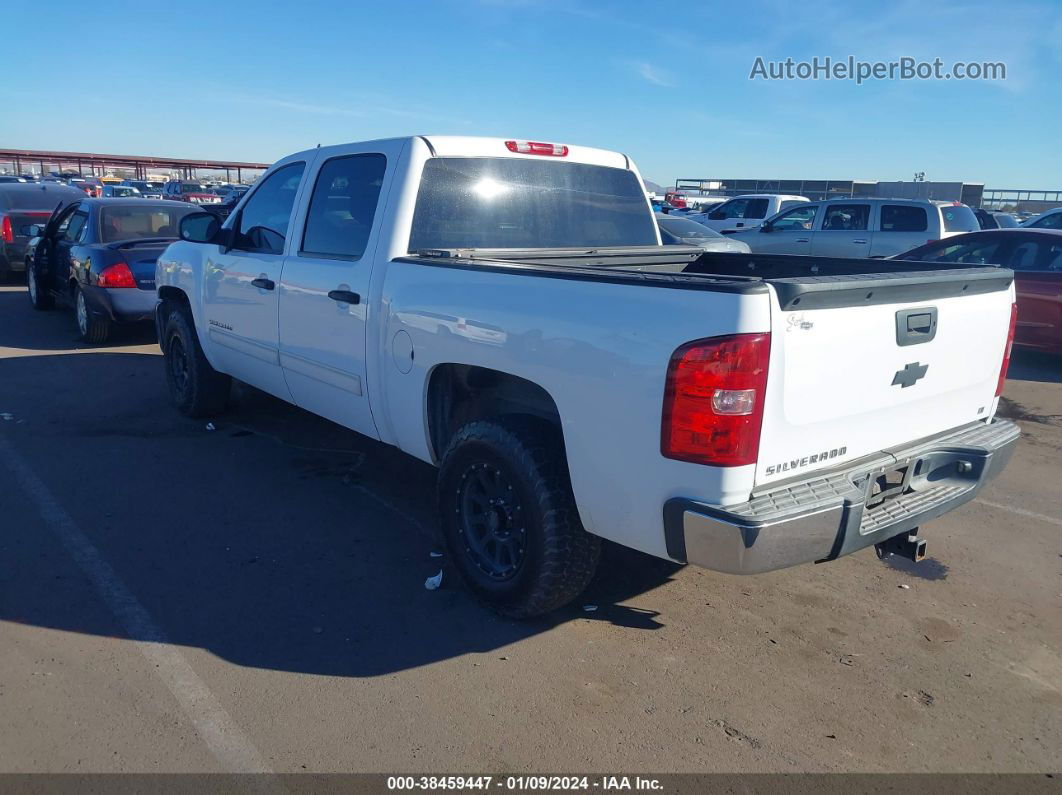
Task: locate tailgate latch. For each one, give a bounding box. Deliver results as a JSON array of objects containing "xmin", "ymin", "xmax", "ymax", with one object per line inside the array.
[{"xmin": 895, "ymin": 306, "xmax": 938, "ymax": 346}]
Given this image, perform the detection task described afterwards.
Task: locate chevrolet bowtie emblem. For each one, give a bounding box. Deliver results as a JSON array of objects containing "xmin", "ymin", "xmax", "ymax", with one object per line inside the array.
[{"xmin": 892, "ymin": 362, "xmax": 929, "ymax": 388}]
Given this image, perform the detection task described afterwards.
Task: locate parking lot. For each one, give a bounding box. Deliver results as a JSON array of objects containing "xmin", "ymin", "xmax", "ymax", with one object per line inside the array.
[{"xmin": 0, "ymin": 280, "xmax": 1059, "ymax": 774}]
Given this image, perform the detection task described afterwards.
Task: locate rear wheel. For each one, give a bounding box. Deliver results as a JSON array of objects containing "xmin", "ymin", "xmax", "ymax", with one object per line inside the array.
[
  {"xmin": 75, "ymin": 285, "xmax": 110, "ymax": 344},
  {"xmin": 27, "ymin": 264, "xmax": 54, "ymax": 310},
  {"xmin": 161, "ymin": 301, "xmax": 231, "ymax": 417},
  {"xmin": 438, "ymin": 417, "xmax": 600, "ymax": 618}
]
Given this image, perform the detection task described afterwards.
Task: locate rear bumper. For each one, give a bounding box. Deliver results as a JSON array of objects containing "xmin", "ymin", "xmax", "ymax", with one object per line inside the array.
[
  {"xmin": 81, "ymin": 285, "xmax": 157, "ymax": 323},
  {"xmin": 663, "ymin": 419, "xmax": 1020, "ymax": 574}
]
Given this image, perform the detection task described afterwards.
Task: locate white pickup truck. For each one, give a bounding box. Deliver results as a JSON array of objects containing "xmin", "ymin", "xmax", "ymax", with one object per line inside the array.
[{"xmin": 155, "ymin": 136, "xmax": 1020, "ymax": 617}]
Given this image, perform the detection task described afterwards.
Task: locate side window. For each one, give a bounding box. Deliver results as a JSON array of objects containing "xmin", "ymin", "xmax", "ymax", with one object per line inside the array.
[
  {"xmin": 880, "ymin": 205, "xmax": 928, "ymax": 232},
  {"xmin": 1043, "ymin": 244, "xmax": 1062, "ymax": 272},
  {"xmin": 1031, "ymin": 212, "xmax": 1062, "ymax": 229},
  {"xmin": 234, "ymin": 162, "xmax": 306, "ymax": 255},
  {"xmin": 778, "ymin": 199, "xmax": 804, "ymax": 212},
  {"xmin": 743, "ymin": 198, "xmax": 770, "ymax": 219},
  {"xmin": 716, "ymin": 199, "xmax": 748, "ymax": 219},
  {"xmin": 770, "ymin": 204, "xmax": 818, "ymax": 231},
  {"xmin": 62, "ymin": 211, "xmax": 88, "ymax": 242},
  {"xmin": 821, "ymin": 204, "xmax": 870, "ymax": 231},
  {"xmin": 301, "ymin": 153, "xmax": 387, "ymax": 260},
  {"xmin": 1008, "ymin": 242, "xmax": 1043, "ymax": 271},
  {"xmin": 912, "ymin": 239, "xmax": 1003, "ymax": 265}
]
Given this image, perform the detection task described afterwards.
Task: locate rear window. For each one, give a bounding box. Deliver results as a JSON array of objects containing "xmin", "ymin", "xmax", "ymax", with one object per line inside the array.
[
  {"xmin": 181, "ymin": 183, "xmax": 207, "ymax": 192},
  {"xmin": 881, "ymin": 205, "xmax": 928, "ymax": 232},
  {"xmin": 99, "ymin": 206, "xmax": 195, "ymax": 243},
  {"xmin": 940, "ymin": 204, "xmax": 979, "ymax": 232},
  {"xmin": 408, "ymin": 158, "xmax": 656, "ymax": 251}
]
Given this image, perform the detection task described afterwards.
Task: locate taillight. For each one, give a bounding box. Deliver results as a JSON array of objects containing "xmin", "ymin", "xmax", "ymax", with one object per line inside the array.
[
  {"xmin": 996, "ymin": 302, "xmax": 1018, "ymax": 397},
  {"xmin": 661, "ymin": 333, "xmax": 771, "ymax": 467},
  {"xmin": 0, "ymin": 215, "xmax": 11, "ymax": 243},
  {"xmin": 505, "ymin": 140, "xmax": 569, "ymax": 157},
  {"xmin": 97, "ymin": 263, "xmax": 137, "ymax": 288}
]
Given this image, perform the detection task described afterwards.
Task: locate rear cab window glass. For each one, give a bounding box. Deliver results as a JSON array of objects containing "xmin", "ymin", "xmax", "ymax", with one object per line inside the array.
[
  {"xmin": 409, "ymin": 158, "xmax": 656, "ymax": 250},
  {"xmin": 940, "ymin": 204, "xmax": 979, "ymax": 232},
  {"xmin": 880, "ymin": 205, "xmax": 928, "ymax": 232},
  {"xmin": 743, "ymin": 198, "xmax": 770, "ymax": 219},
  {"xmin": 301, "ymin": 153, "xmax": 387, "ymax": 260},
  {"xmin": 822, "ymin": 204, "xmax": 870, "ymax": 231}
]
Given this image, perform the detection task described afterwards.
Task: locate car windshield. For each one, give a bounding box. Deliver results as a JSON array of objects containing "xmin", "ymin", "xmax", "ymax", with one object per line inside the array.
[
  {"xmin": 658, "ymin": 216, "xmax": 724, "ymax": 240},
  {"xmin": 181, "ymin": 183, "xmax": 207, "ymax": 192},
  {"xmin": 110, "ymin": 187, "xmax": 138, "ymax": 196},
  {"xmin": 409, "ymin": 157, "xmax": 657, "ymax": 250},
  {"xmin": 99, "ymin": 206, "xmax": 195, "ymax": 243}
]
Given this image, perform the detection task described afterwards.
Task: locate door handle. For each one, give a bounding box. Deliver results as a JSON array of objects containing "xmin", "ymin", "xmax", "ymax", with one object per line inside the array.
[
  {"xmin": 251, "ymin": 277, "xmax": 275, "ymax": 290},
  {"xmin": 795, "ymin": 238, "xmax": 809, "ymax": 243},
  {"xmin": 328, "ymin": 289, "xmax": 361, "ymax": 305},
  {"xmin": 852, "ymin": 239, "xmax": 868, "ymax": 244}
]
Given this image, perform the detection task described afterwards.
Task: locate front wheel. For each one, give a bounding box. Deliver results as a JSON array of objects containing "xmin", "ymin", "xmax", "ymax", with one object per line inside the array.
[
  {"xmin": 161, "ymin": 302, "xmax": 231, "ymax": 418},
  {"xmin": 75, "ymin": 285, "xmax": 110, "ymax": 344},
  {"xmin": 438, "ymin": 417, "xmax": 600, "ymax": 618}
]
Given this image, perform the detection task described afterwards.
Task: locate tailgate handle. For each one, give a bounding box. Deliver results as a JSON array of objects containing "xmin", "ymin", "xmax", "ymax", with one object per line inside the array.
[{"xmin": 896, "ymin": 306, "xmax": 937, "ymax": 346}]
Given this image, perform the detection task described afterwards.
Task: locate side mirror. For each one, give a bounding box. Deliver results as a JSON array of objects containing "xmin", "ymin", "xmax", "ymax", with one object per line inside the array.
[
  {"xmin": 759, "ymin": 222, "xmax": 772, "ymax": 233},
  {"xmin": 179, "ymin": 212, "xmax": 221, "ymax": 243}
]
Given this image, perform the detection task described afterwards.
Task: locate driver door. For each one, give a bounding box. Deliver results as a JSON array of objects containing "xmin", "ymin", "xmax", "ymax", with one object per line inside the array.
[{"xmin": 201, "ymin": 160, "xmax": 308, "ymax": 400}]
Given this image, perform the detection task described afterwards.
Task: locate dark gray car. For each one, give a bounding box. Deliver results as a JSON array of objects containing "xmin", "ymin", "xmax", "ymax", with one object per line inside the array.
[{"xmin": 0, "ymin": 182, "xmax": 85, "ymax": 279}]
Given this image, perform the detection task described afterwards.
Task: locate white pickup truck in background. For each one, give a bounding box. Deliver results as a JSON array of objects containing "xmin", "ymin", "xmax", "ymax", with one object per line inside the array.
[
  {"xmin": 156, "ymin": 136, "xmax": 1020, "ymax": 617},
  {"xmin": 693, "ymin": 193, "xmax": 809, "ymax": 233}
]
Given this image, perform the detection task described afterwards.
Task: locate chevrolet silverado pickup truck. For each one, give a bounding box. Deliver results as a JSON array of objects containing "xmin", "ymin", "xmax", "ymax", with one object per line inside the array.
[{"xmin": 155, "ymin": 136, "xmax": 1020, "ymax": 617}]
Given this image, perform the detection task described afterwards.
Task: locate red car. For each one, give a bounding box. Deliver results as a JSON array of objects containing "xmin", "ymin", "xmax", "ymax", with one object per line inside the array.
[
  {"xmin": 894, "ymin": 229, "xmax": 1062, "ymax": 355},
  {"xmin": 161, "ymin": 181, "xmax": 221, "ymax": 205}
]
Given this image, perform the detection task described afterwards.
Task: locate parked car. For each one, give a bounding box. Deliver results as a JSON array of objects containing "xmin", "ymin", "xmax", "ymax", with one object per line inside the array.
[
  {"xmin": 656, "ymin": 213, "xmax": 751, "ymax": 253},
  {"xmin": 161, "ymin": 181, "xmax": 221, "ymax": 204},
  {"xmin": 974, "ymin": 208, "xmax": 1019, "ymax": 229},
  {"xmin": 101, "ymin": 184, "xmax": 141, "ymax": 198},
  {"xmin": 155, "ymin": 135, "xmax": 1018, "ymax": 617},
  {"xmin": 697, "ymin": 194, "xmax": 809, "ymax": 233},
  {"xmin": 893, "ymin": 229, "xmax": 1062, "ymax": 355},
  {"xmin": 0, "ymin": 182, "xmax": 84, "ymax": 280},
  {"xmin": 727, "ymin": 198, "xmax": 980, "ymax": 258},
  {"xmin": 66, "ymin": 176, "xmax": 104, "ymax": 197},
  {"xmin": 1021, "ymin": 207, "xmax": 1062, "ymax": 230},
  {"xmin": 25, "ymin": 198, "xmax": 196, "ymax": 342},
  {"xmin": 123, "ymin": 180, "xmax": 164, "ymax": 199}
]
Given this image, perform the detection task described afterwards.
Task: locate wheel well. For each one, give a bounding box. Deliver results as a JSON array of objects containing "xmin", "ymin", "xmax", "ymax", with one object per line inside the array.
[
  {"xmin": 158, "ymin": 286, "xmax": 190, "ymax": 306},
  {"xmin": 427, "ymin": 365, "xmax": 562, "ymax": 461}
]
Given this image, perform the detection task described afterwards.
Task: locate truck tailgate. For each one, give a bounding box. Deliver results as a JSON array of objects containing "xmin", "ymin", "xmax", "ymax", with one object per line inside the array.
[{"xmin": 755, "ymin": 267, "xmax": 1015, "ymax": 487}]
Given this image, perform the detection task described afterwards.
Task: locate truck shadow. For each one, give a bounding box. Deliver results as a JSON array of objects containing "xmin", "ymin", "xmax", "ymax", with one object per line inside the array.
[
  {"xmin": 0, "ymin": 285, "xmax": 157, "ymax": 351},
  {"xmin": 0, "ymin": 346, "xmax": 678, "ymax": 681}
]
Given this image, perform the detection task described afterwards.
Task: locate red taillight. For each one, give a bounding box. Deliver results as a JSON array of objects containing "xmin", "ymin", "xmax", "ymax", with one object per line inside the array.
[
  {"xmin": 0, "ymin": 215, "xmax": 11, "ymax": 243},
  {"xmin": 97, "ymin": 262, "xmax": 137, "ymax": 288},
  {"xmin": 505, "ymin": 140, "xmax": 569, "ymax": 157},
  {"xmin": 661, "ymin": 333, "xmax": 771, "ymax": 467},
  {"xmin": 996, "ymin": 302, "xmax": 1018, "ymax": 397}
]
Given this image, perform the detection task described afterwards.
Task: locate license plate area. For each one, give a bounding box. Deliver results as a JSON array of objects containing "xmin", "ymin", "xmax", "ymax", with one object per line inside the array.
[{"xmin": 865, "ymin": 461, "xmax": 915, "ymax": 510}]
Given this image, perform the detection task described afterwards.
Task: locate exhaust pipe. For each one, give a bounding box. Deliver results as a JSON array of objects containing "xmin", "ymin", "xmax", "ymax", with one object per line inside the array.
[{"xmin": 875, "ymin": 530, "xmax": 927, "ymax": 563}]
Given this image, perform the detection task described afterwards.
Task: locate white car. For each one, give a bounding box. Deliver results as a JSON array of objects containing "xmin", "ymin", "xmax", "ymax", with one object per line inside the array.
[
  {"xmin": 696, "ymin": 194, "xmax": 809, "ymax": 233},
  {"xmin": 155, "ymin": 135, "xmax": 1018, "ymax": 617},
  {"xmin": 1021, "ymin": 207, "xmax": 1062, "ymax": 229},
  {"xmin": 728, "ymin": 197, "xmax": 980, "ymax": 258}
]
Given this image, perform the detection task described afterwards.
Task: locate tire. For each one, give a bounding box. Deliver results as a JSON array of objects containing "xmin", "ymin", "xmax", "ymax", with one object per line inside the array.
[
  {"xmin": 26, "ymin": 263, "xmax": 54, "ymax": 310},
  {"xmin": 438, "ymin": 417, "xmax": 600, "ymax": 618},
  {"xmin": 75, "ymin": 285, "xmax": 111, "ymax": 344},
  {"xmin": 161, "ymin": 301, "xmax": 231, "ymax": 418}
]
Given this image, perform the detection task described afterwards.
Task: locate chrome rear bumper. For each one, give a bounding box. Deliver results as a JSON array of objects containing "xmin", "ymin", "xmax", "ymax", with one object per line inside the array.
[{"xmin": 663, "ymin": 419, "xmax": 1020, "ymax": 574}]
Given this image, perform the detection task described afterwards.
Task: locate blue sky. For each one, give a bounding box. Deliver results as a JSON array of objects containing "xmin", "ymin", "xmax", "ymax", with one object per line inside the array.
[{"xmin": 1, "ymin": 0, "xmax": 1058, "ymax": 188}]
